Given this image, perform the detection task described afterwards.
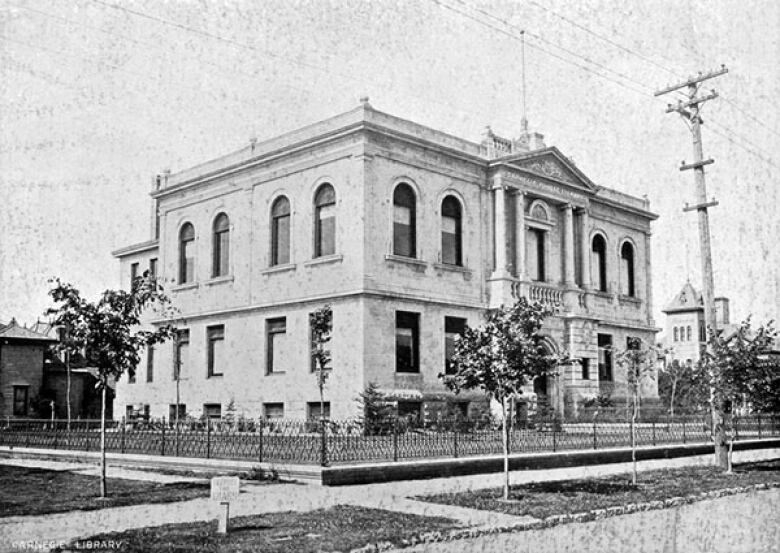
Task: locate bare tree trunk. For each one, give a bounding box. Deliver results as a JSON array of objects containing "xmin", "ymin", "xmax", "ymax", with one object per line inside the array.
[
  {"xmin": 100, "ymin": 381, "xmax": 107, "ymax": 498},
  {"xmin": 670, "ymin": 377, "xmax": 677, "ymax": 419},
  {"xmin": 727, "ymin": 414, "xmax": 734, "ymax": 474},
  {"xmin": 319, "ymin": 368, "xmax": 325, "ymax": 421},
  {"xmin": 66, "ymin": 350, "xmax": 72, "ymax": 431},
  {"xmin": 501, "ymin": 399, "xmax": 509, "ymax": 500}
]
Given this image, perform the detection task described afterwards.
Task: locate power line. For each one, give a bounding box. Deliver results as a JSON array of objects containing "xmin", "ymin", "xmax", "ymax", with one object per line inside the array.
[
  {"xmin": 436, "ymin": 0, "xmax": 778, "ymax": 169},
  {"xmin": 449, "ymin": 0, "xmax": 658, "ymax": 94},
  {"xmin": 720, "ymin": 94, "xmax": 780, "ymax": 140},
  {"xmin": 8, "ymin": 3, "xmax": 322, "ymax": 104},
  {"xmin": 523, "ymin": 1, "xmax": 777, "ymax": 142},
  {"xmin": 525, "ymin": 0, "xmax": 685, "ymax": 79},
  {"xmin": 89, "ymin": 0, "xmax": 498, "ymax": 125},
  {"xmin": 429, "ymin": 0, "xmax": 651, "ymax": 98}
]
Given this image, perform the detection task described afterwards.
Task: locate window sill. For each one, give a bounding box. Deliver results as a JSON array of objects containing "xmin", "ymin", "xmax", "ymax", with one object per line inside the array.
[
  {"xmin": 204, "ymin": 275, "xmax": 234, "ymax": 286},
  {"xmin": 395, "ymin": 371, "xmax": 422, "ymax": 376},
  {"xmin": 591, "ymin": 290, "xmax": 613, "ymax": 299},
  {"xmin": 260, "ymin": 263, "xmax": 296, "ymax": 275},
  {"xmin": 207, "ymin": 374, "xmax": 224, "ymax": 379},
  {"xmin": 433, "ymin": 263, "xmax": 472, "ymax": 276},
  {"xmin": 265, "ymin": 371, "xmax": 286, "ymax": 376},
  {"xmin": 304, "ymin": 254, "xmax": 343, "ymax": 268},
  {"xmin": 172, "ymin": 282, "xmax": 199, "ymax": 292},
  {"xmin": 618, "ymin": 295, "xmax": 642, "ymax": 305},
  {"xmin": 385, "ymin": 254, "xmax": 427, "ymax": 269}
]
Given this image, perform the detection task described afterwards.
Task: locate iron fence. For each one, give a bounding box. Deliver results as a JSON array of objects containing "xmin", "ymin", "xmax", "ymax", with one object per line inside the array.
[{"xmin": 0, "ymin": 413, "xmax": 777, "ymax": 467}]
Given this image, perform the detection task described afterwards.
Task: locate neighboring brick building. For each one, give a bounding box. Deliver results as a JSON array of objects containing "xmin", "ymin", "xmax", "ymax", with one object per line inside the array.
[
  {"xmin": 0, "ymin": 319, "xmax": 55, "ymax": 417},
  {"xmin": 113, "ymin": 100, "xmax": 660, "ymax": 421}
]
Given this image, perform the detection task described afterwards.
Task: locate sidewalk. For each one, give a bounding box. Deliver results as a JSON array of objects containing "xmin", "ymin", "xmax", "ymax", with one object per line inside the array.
[{"xmin": 1, "ymin": 447, "xmax": 777, "ymax": 549}]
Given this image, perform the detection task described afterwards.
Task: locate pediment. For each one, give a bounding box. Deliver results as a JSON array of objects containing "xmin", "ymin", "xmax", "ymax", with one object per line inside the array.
[{"xmin": 493, "ymin": 147, "xmax": 598, "ymax": 193}]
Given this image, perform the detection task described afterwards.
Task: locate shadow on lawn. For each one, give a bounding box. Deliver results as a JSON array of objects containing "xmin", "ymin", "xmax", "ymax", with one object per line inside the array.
[{"xmin": 516, "ymin": 480, "xmax": 638, "ymax": 496}]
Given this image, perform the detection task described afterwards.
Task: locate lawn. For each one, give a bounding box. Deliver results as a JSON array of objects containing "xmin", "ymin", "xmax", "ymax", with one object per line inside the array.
[
  {"xmin": 0, "ymin": 465, "xmax": 211, "ymax": 517},
  {"xmin": 419, "ymin": 459, "xmax": 780, "ymax": 519},
  {"xmin": 57, "ymin": 505, "xmax": 460, "ymax": 553}
]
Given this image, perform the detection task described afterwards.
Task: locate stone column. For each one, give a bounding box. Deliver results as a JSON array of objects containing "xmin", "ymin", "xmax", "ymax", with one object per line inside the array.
[
  {"xmin": 492, "ymin": 184, "xmax": 509, "ymax": 278},
  {"xmin": 563, "ymin": 204, "xmax": 575, "ymax": 286},
  {"xmin": 514, "ymin": 191, "xmax": 526, "ymax": 279},
  {"xmin": 579, "ymin": 208, "xmax": 591, "ymax": 290},
  {"xmin": 645, "ymin": 232, "xmax": 655, "ymax": 325}
]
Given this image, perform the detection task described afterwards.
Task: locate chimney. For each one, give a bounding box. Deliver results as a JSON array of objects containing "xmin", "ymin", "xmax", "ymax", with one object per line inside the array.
[
  {"xmin": 514, "ymin": 118, "xmax": 546, "ymax": 151},
  {"xmin": 714, "ymin": 297, "xmax": 730, "ymax": 327}
]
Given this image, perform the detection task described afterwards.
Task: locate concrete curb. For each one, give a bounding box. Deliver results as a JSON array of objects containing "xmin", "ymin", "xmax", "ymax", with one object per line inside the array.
[{"xmin": 344, "ymin": 482, "xmax": 780, "ymax": 553}]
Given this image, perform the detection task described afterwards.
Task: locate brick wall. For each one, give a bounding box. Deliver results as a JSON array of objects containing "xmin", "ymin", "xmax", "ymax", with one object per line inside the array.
[{"xmin": 0, "ymin": 343, "xmax": 45, "ymax": 417}]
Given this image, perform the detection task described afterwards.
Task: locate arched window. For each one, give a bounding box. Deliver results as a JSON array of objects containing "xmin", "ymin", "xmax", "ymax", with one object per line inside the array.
[
  {"xmin": 531, "ymin": 203, "xmax": 548, "ymax": 221},
  {"xmin": 673, "ymin": 327, "xmax": 679, "ymax": 342},
  {"xmin": 271, "ymin": 196, "xmax": 291, "ymax": 266},
  {"xmin": 314, "ymin": 183, "xmax": 336, "ymax": 257},
  {"xmin": 441, "ymin": 195, "xmax": 462, "ymax": 266},
  {"xmin": 591, "ymin": 234, "xmax": 607, "ymax": 292},
  {"xmin": 620, "ymin": 241, "xmax": 635, "ymax": 297},
  {"xmin": 212, "ymin": 213, "xmax": 230, "ymax": 277},
  {"xmin": 179, "ymin": 223, "xmax": 195, "ymax": 284},
  {"xmin": 393, "ymin": 183, "xmax": 416, "ymax": 257}
]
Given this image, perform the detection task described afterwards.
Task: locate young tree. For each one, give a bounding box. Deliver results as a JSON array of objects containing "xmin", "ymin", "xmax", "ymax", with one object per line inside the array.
[
  {"xmin": 47, "ymin": 274, "xmax": 174, "ymax": 497},
  {"xmin": 658, "ymin": 359, "xmax": 709, "ymax": 417},
  {"xmin": 614, "ymin": 338, "xmax": 658, "ymax": 485},
  {"xmin": 310, "ymin": 305, "xmax": 332, "ymax": 420},
  {"xmin": 441, "ymin": 298, "xmax": 563, "ymax": 500},
  {"xmin": 701, "ymin": 318, "xmax": 777, "ymax": 471},
  {"xmin": 356, "ymin": 382, "xmax": 394, "ymax": 435},
  {"xmin": 50, "ymin": 320, "xmax": 79, "ymax": 429}
]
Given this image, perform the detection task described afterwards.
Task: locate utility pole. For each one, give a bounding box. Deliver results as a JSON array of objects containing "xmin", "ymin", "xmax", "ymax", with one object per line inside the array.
[
  {"xmin": 655, "ymin": 65, "xmax": 729, "ymax": 468},
  {"xmin": 655, "ymin": 65, "xmax": 727, "ymax": 334}
]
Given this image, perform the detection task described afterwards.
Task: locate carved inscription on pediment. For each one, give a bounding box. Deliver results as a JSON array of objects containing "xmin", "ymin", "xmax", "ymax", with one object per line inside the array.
[{"xmin": 514, "ymin": 157, "xmax": 579, "ymax": 186}]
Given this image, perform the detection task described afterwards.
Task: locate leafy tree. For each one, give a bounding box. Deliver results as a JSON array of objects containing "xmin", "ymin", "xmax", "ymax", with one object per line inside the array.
[
  {"xmin": 440, "ymin": 298, "xmax": 563, "ymax": 500},
  {"xmin": 356, "ymin": 382, "xmax": 394, "ymax": 435},
  {"xmin": 46, "ymin": 274, "xmax": 174, "ymax": 497},
  {"xmin": 614, "ymin": 338, "xmax": 658, "ymax": 485},
  {"xmin": 748, "ymin": 357, "xmax": 780, "ymax": 413},
  {"xmin": 658, "ymin": 359, "xmax": 708, "ymax": 417},
  {"xmin": 701, "ymin": 318, "xmax": 777, "ymax": 471},
  {"xmin": 310, "ymin": 305, "xmax": 332, "ymax": 420}
]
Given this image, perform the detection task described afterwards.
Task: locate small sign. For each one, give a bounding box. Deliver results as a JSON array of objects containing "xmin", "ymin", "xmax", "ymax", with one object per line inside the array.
[
  {"xmin": 211, "ymin": 477, "xmax": 240, "ymax": 534},
  {"xmin": 210, "ymin": 476, "xmax": 240, "ymax": 502}
]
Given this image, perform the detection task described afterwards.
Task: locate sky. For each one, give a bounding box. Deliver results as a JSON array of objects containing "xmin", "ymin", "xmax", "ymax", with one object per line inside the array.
[{"xmin": 1, "ymin": 0, "xmax": 778, "ymax": 334}]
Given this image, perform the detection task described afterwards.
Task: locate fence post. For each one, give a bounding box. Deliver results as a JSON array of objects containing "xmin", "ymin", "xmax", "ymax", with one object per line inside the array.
[
  {"xmin": 53, "ymin": 420, "xmax": 58, "ymax": 450},
  {"xmin": 161, "ymin": 421, "xmax": 166, "ymax": 456},
  {"xmin": 757, "ymin": 413, "xmax": 762, "ymax": 439},
  {"xmin": 652, "ymin": 421, "xmax": 656, "ymax": 447},
  {"xmin": 592, "ymin": 419, "xmax": 597, "ymax": 450},
  {"xmin": 682, "ymin": 417, "xmax": 687, "ymax": 444},
  {"xmin": 120, "ymin": 417, "xmax": 126, "ymax": 454},
  {"xmin": 552, "ymin": 425, "xmax": 557, "ymax": 452},
  {"xmin": 258, "ymin": 419, "xmax": 264, "ymax": 463},
  {"xmin": 734, "ymin": 414, "xmax": 739, "ymax": 441},
  {"xmin": 207, "ymin": 418, "xmax": 212, "ymax": 459},
  {"xmin": 319, "ymin": 418, "xmax": 328, "ymax": 467},
  {"xmin": 393, "ymin": 419, "xmax": 399, "ymax": 462},
  {"xmin": 25, "ymin": 421, "xmax": 30, "ymax": 448}
]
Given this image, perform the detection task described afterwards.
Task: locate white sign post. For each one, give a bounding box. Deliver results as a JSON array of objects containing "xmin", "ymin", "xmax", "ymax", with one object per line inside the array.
[{"xmin": 210, "ymin": 476, "xmax": 240, "ymax": 534}]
